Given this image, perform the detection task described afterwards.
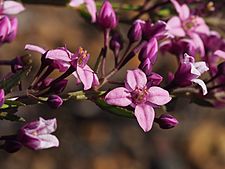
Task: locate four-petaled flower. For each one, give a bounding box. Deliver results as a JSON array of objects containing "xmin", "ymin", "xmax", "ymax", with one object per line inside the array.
[
  {"xmin": 18, "ymin": 117, "xmax": 59, "ymax": 150},
  {"xmin": 105, "ymin": 69, "xmax": 171, "ymax": 132}
]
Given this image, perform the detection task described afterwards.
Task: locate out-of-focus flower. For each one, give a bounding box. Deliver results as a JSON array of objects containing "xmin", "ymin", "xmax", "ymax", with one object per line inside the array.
[
  {"xmin": 155, "ymin": 114, "xmax": 179, "ymax": 129},
  {"xmin": 0, "ymin": 88, "xmax": 5, "ymax": 107},
  {"xmin": 47, "ymin": 95, "xmax": 63, "ymax": 109},
  {"xmin": 171, "ymin": 53, "xmax": 209, "ymax": 95},
  {"xmin": 167, "ymin": 0, "xmax": 209, "ymax": 56},
  {"xmin": 128, "ymin": 19, "xmax": 144, "ymax": 43},
  {"xmin": 18, "ymin": 117, "xmax": 59, "ymax": 150},
  {"xmin": 0, "ymin": 1, "xmax": 24, "ymax": 44},
  {"xmin": 69, "ymin": 0, "xmax": 96, "ymax": 23},
  {"xmin": 105, "ymin": 69, "xmax": 171, "ymax": 132},
  {"xmin": 97, "ymin": 0, "xmax": 117, "ymax": 29}
]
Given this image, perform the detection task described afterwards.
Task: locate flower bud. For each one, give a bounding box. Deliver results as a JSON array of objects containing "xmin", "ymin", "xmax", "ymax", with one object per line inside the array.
[
  {"xmin": 0, "ymin": 89, "xmax": 5, "ymax": 107},
  {"xmin": 127, "ymin": 19, "xmax": 144, "ymax": 43},
  {"xmin": 139, "ymin": 58, "xmax": 152, "ymax": 75},
  {"xmin": 155, "ymin": 114, "xmax": 179, "ymax": 129},
  {"xmin": 4, "ymin": 17, "xmax": 18, "ymax": 43},
  {"xmin": 49, "ymin": 79, "xmax": 68, "ymax": 94},
  {"xmin": 11, "ymin": 55, "xmax": 32, "ymax": 73},
  {"xmin": 109, "ymin": 31, "xmax": 123, "ymax": 56},
  {"xmin": 138, "ymin": 38, "xmax": 158, "ymax": 63},
  {"xmin": 34, "ymin": 78, "xmax": 53, "ymax": 91},
  {"xmin": 47, "ymin": 95, "xmax": 63, "ymax": 109},
  {"xmin": 97, "ymin": 0, "xmax": 117, "ymax": 29},
  {"xmin": 142, "ymin": 20, "xmax": 167, "ymax": 41},
  {"xmin": 147, "ymin": 72, "xmax": 163, "ymax": 86}
]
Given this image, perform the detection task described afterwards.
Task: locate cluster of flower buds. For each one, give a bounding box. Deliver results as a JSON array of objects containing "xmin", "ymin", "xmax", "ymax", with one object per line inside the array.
[{"xmin": 0, "ymin": 1, "xmax": 24, "ymax": 44}]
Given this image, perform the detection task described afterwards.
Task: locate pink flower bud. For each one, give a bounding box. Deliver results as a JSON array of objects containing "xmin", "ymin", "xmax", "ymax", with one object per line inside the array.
[
  {"xmin": 127, "ymin": 20, "xmax": 144, "ymax": 43},
  {"xmin": 47, "ymin": 95, "xmax": 63, "ymax": 109},
  {"xmin": 97, "ymin": 1, "xmax": 117, "ymax": 29},
  {"xmin": 155, "ymin": 114, "xmax": 179, "ymax": 129}
]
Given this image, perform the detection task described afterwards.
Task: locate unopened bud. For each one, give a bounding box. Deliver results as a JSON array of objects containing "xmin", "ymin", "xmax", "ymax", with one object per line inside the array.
[
  {"xmin": 110, "ymin": 31, "xmax": 123, "ymax": 56},
  {"xmin": 49, "ymin": 79, "xmax": 68, "ymax": 94},
  {"xmin": 47, "ymin": 95, "xmax": 63, "ymax": 109},
  {"xmin": 155, "ymin": 114, "xmax": 179, "ymax": 129},
  {"xmin": 127, "ymin": 19, "xmax": 144, "ymax": 43},
  {"xmin": 97, "ymin": 0, "xmax": 117, "ymax": 29}
]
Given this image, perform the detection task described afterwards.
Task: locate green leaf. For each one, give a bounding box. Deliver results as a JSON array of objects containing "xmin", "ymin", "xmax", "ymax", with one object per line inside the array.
[
  {"xmin": 94, "ymin": 98, "xmax": 134, "ymax": 118},
  {"xmin": 0, "ymin": 65, "xmax": 31, "ymax": 94},
  {"xmin": 0, "ymin": 112, "xmax": 25, "ymax": 122},
  {"xmin": 0, "ymin": 100, "xmax": 26, "ymax": 109}
]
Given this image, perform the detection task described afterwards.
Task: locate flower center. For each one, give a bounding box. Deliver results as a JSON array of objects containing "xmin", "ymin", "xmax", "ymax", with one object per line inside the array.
[
  {"xmin": 131, "ymin": 87, "xmax": 148, "ymax": 104},
  {"xmin": 77, "ymin": 47, "xmax": 90, "ymax": 68},
  {"xmin": 183, "ymin": 16, "xmax": 197, "ymax": 31}
]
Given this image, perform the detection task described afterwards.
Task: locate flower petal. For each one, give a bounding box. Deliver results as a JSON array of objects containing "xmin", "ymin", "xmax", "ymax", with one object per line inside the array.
[
  {"xmin": 191, "ymin": 78, "xmax": 207, "ymax": 95},
  {"xmin": 0, "ymin": 89, "xmax": 5, "ymax": 107},
  {"xmin": 76, "ymin": 65, "xmax": 94, "ymax": 90},
  {"xmin": 25, "ymin": 44, "xmax": 46, "ymax": 54},
  {"xmin": 105, "ymin": 87, "xmax": 132, "ymax": 107},
  {"xmin": 167, "ymin": 16, "xmax": 185, "ymax": 37},
  {"xmin": 37, "ymin": 134, "xmax": 59, "ymax": 150},
  {"xmin": 134, "ymin": 104, "xmax": 155, "ymax": 132},
  {"xmin": 193, "ymin": 61, "xmax": 209, "ymax": 74},
  {"xmin": 147, "ymin": 87, "xmax": 171, "ymax": 105},
  {"xmin": 69, "ymin": 0, "xmax": 84, "ymax": 7},
  {"xmin": 214, "ymin": 50, "xmax": 225, "ymax": 59},
  {"xmin": 85, "ymin": 0, "xmax": 96, "ymax": 22},
  {"xmin": 3, "ymin": 1, "xmax": 25, "ymax": 15},
  {"xmin": 125, "ymin": 69, "xmax": 147, "ymax": 91},
  {"xmin": 46, "ymin": 49, "xmax": 71, "ymax": 62}
]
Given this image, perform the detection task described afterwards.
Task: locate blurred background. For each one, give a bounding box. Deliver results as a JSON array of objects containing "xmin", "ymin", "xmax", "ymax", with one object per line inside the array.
[{"xmin": 0, "ymin": 1, "xmax": 225, "ymax": 169}]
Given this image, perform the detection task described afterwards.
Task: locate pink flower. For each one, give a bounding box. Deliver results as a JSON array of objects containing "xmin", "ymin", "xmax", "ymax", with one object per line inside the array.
[
  {"xmin": 25, "ymin": 44, "xmax": 99, "ymax": 90},
  {"xmin": 18, "ymin": 117, "xmax": 59, "ymax": 150},
  {"xmin": 105, "ymin": 69, "xmax": 171, "ymax": 132},
  {"xmin": 69, "ymin": 0, "xmax": 96, "ymax": 23},
  {"xmin": 167, "ymin": 0, "xmax": 209, "ymax": 56}
]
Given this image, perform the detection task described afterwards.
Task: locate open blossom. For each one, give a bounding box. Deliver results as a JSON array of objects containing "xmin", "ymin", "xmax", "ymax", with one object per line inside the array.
[
  {"xmin": 105, "ymin": 69, "xmax": 171, "ymax": 132},
  {"xmin": 167, "ymin": 0, "xmax": 209, "ymax": 56},
  {"xmin": 69, "ymin": 0, "xmax": 96, "ymax": 23},
  {"xmin": 18, "ymin": 118, "xmax": 59, "ymax": 150},
  {"xmin": 25, "ymin": 44, "xmax": 99, "ymax": 90},
  {"xmin": 0, "ymin": 1, "xmax": 24, "ymax": 44},
  {"xmin": 172, "ymin": 53, "xmax": 209, "ymax": 95}
]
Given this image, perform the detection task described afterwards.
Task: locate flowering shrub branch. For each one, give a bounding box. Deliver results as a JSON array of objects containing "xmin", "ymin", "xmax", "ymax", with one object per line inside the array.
[{"xmin": 0, "ymin": 0, "xmax": 224, "ymax": 153}]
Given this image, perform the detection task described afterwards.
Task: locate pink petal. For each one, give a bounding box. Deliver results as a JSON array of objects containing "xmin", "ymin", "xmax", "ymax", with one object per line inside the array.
[
  {"xmin": 69, "ymin": 0, "xmax": 84, "ymax": 7},
  {"xmin": 167, "ymin": 17, "xmax": 185, "ymax": 37},
  {"xmin": 0, "ymin": 89, "xmax": 5, "ymax": 107},
  {"xmin": 105, "ymin": 87, "xmax": 132, "ymax": 107},
  {"xmin": 3, "ymin": 1, "xmax": 25, "ymax": 15},
  {"xmin": 191, "ymin": 79, "xmax": 207, "ymax": 95},
  {"xmin": 85, "ymin": 0, "xmax": 96, "ymax": 22},
  {"xmin": 37, "ymin": 134, "xmax": 59, "ymax": 150},
  {"xmin": 170, "ymin": 0, "xmax": 190, "ymax": 20},
  {"xmin": 37, "ymin": 118, "xmax": 57, "ymax": 135},
  {"xmin": 76, "ymin": 65, "xmax": 94, "ymax": 90},
  {"xmin": 46, "ymin": 49, "xmax": 71, "ymax": 62},
  {"xmin": 125, "ymin": 69, "xmax": 147, "ymax": 91},
  {"xmin": 25, "ymin": 44, "xmax": 46, "ymax": 54},
  {"xmin": 214, "ymin": 50, "xmax": 225, "ymax": 59},
  {"xmin": 189, "ymin": 33, "xmax": 205, "ymax": 57},
  {"xmin": 147, "ymin": 87, "xmax": 171, "ymax": 105},
  {"xmin": 134, "ymin": 104, "xmax": 155, "ymax": 132}
]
